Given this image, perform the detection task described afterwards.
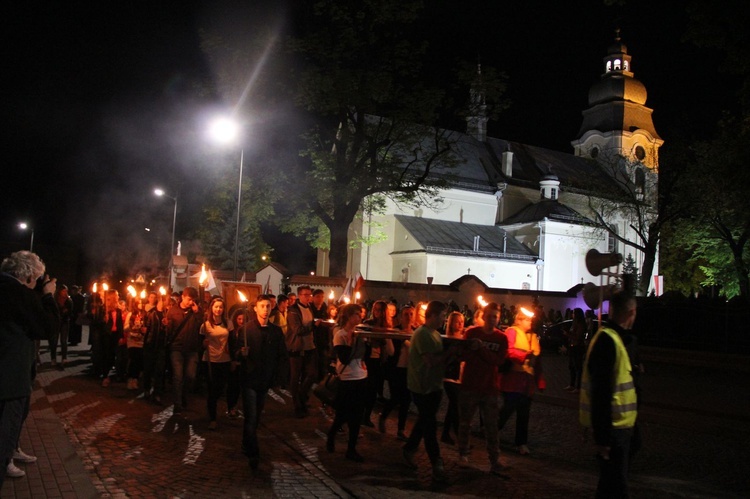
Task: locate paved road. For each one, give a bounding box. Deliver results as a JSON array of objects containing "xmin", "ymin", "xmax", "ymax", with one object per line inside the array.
[{"xmin": 3, "ymin": 332, "xmax": 748, "ymax": 498}]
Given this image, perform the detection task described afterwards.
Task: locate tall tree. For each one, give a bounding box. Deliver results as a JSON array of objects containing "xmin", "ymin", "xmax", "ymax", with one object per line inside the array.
[
  {"xmin": 584, "ymin": 150, "xmax": 681, "ymax": 296},
  {"xmin": 282, "ymin": 0, "xmax": 504, "ymax": 276},
  {"xmin": 677, "ymin": 116, "xmax": 750, "ymax": 300}
]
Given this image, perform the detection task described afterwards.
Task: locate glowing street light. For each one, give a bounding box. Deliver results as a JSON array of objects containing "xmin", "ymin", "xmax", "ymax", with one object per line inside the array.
[
  {"xmin": 209, "ymin": 116, "xmax": 244, "ymax": 281},
  {"xmin": 18, "ymin": 222, "xmax": 34, "ymax": 252},
  {"xmin": 154, "ymin": 188, "xmax": 177, "ymax": 290}
]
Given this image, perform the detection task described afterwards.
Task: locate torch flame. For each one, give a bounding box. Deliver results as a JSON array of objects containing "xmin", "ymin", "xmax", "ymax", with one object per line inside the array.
[
  {"xmin": 102, "ymin": 283, "xmax": 109, "ymax": 292},
  {"xmin": 199, "ymin": 263, "xmax": 208, "ymax": 285},
  {"xmin": 140, "ymin": 290, "xmax": 147, "ymax": 299},
  {"xmin": 343, "ymin": 296, "xmax": 350, "ymax": 304},
  {"xmin": 127, "ymin": 285, "xmax": 137, "ymax": 298},
  {"xmin": 329, "ymin": 289, "xmax": 334, "ymax": 301},
  {"xmin": 159, "ymin": 286, "xmax": 166, "ymax": 296},
  {"xmin": 237, "ymin": 290, "xmax": 248, "ymax": 302},
  {"xmin": 93, "ymin": 283, "xmax": 97, "ymax": 294},
  {"xmin": 477, "ymin": 295, "xmax": 488, "ymax": 308}
]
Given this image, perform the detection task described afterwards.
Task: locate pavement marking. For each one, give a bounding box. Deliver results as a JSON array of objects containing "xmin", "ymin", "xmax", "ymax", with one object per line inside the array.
[
  {"xmin": 150, "ymin": 406, "xmax": 174, "ymax": 433},
  {"xmin": 268, "ymin": 388, "xmax": 287, "ymax": 404},
  {"xmin": 182, "ymin": 425, "xmax": 205, "ymax": 465},
  {"xmin": 47, "ymin": 390, "xmax": 77, "ymax": 403}
]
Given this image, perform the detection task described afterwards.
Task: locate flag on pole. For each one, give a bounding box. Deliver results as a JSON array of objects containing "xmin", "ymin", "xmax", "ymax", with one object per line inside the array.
[
  {"xmin": 263, "ymin": 274, "xmax": 272, "ymax": 294},
  {"xmin": 340, "ymin": 276, "xmax": 353, "ymax": 301},
  {"xmin": 353, "ymin": 271, "xmax": 364, "ymax": 292},
  {"xmin": 240, "ymin": 272, "xmax": 247, "ymax": 282}
]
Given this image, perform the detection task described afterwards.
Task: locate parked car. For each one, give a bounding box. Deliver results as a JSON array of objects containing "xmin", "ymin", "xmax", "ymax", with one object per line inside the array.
[
  {"xmin": 540, "ymin": 315, "xmax": 608, "ymax": 353},
  {"xmin": 540, "ymin": 320, "xmax": 572, "ymax": 352}
]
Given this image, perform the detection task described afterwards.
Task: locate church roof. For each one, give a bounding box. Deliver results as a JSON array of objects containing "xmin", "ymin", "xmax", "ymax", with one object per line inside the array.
[
  {"xmin": 393, "ymin": 215, "xmax": 537, "ymax": 261},
  {"xmin": 501, "ymin": 199, "xmax": 593, "ymax": 225},
  {"xmin": 431, "ymin": 134, "xmax": 624, "ymax": 197}
]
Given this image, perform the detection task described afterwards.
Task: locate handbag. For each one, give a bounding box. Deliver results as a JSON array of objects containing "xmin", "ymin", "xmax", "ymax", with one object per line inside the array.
[
  {"xmin": 313, "ymin": 371, "xmax": 341, "ymax": 407},
  {"xmin": 312, "ymin": 335, "xmax": 357, "ymax": 407}
]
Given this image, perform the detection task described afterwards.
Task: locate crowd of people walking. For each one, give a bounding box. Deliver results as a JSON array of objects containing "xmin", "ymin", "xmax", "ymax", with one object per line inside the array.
[{"xmin": 2, "ymin": 257, "xmax": 640, "ymax": 497}]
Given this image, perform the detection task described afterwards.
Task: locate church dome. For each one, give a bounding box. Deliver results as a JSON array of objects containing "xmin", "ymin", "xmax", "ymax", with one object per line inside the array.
[{"xmin": 588, "ymin": 76, "xmax": 647, "ymax": 105}]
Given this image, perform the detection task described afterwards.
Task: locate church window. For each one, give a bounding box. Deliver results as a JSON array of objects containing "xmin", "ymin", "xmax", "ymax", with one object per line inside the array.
[
  {"xmin": 635, "ymin": 168, "xmax": 646, "ymax": 200},
  {"xmin": 635, "ymin": 145, "xmax": 646, "ymax": 161},
  {"xmin": 608, "ymin": 227, "xmax": 618, "ymax": 254},
  {"xmin": 606, "ymin": 61, "xmax": 612, "ymax": 72},
  {"xmin": 551, "ymin": 188, "xmax": 557, "ymax": 200},
  {"xmin": 591, "ymin": 147, "xmax": 599, "ymax": 158},
  {"xmin": 614, "ymin": 59, "xmax": 621, "ymax": 70},
  {"xmin": 624, "ymin": 60, "xmax": 629, "ymax": 71}
]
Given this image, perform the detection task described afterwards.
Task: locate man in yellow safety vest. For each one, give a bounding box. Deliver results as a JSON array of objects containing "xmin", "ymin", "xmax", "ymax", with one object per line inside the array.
[{"xmin": 580, "ymin": 291, "xmax": 638, "ymax": 498}]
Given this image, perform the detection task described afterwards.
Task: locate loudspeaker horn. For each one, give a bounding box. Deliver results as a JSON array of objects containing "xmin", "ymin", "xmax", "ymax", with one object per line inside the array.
[
  {"xmin": 583, "ymin": 282, "xmax": 617, "ymax": 310},
  {"xmin": 585, "ymin": 249, "xmax": 622, "ymax": 277}
]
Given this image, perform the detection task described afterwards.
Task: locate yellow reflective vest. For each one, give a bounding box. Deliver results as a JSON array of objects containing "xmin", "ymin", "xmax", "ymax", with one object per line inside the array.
[{"xmin": 579, "ymin": 326, "xmax": 637, "ymax": 429}]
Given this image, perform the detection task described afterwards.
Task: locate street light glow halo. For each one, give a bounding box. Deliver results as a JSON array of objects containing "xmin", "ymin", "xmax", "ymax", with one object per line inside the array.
[
  {"xmin": 154, "ymin": 188, "xmax": 165, "ymax": 196},
  {"xmin": 209, "ymin": 117, "xmax": 240, "ymax": 144}
]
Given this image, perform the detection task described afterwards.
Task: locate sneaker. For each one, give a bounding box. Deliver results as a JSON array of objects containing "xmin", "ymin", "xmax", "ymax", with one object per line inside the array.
[
  {"xmin": 432, "ymin": 458, "xmax": 448, "ymax": 483},
  {"xmin": 6, "ymin": 460, "xmax": 25, "ymax": 478},
  {"xmin": 208, "ymin": 421, "xmax": 218, "ymax": 430},
  {"xmin": 13, "ymin": 448, "xmax": 37, "ymax": 463},
  {"xmin": 402, "ymin": 447, "xmax": 418, "ymax": 469},
  {"xmin": 518, "ymin": 444, "xmax": 530, "ymax": 455}
]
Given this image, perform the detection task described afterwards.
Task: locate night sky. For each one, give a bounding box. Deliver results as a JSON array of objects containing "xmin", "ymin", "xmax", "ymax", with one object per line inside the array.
[{"xmin": 0, "ymin": 1, "xmax": 736, "ymax": 282}]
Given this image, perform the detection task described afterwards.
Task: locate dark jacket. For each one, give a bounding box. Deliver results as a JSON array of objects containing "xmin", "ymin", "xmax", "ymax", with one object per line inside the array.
[
  {"xmin": 0, "ymin": 273, "xmax": 55, "ymax": 399},
  {"xmin": 230, "ymin": 319, "xmax": 289, "ymax": 391},
  {"xmin": 166, "ymin": 303, "xmax": 204, "ymax": 353},
  {"xmin": 144, "ymin": 307, "xmax": 167, "ymax": 349}
]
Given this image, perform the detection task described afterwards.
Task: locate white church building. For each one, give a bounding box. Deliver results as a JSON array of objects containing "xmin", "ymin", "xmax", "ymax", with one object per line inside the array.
[{"xmin": 321, "ymin": 34, "xmax": 662, "ymax": 295}]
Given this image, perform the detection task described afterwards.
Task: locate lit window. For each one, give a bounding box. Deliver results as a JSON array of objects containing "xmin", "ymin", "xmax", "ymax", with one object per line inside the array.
[
  {"xmin": 624, "ymin": 60, "xmax": 629, "ymax": 71},
  {"xmin": 614, "ymin": 59, "xmax": 621, "ymax": 70},
  {"xmin": 608, "ymin": 228, "xmax": 618, "ymax": 253},
  {"xmin": 606, "ymin": 61, "xmax": 612, "ymax": 72}
]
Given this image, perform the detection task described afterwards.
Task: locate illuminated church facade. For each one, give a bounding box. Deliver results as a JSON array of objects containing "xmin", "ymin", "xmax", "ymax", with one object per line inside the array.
[{"xmin": 320, "ymin": 34, "xmax": 663, "ymax": 295}]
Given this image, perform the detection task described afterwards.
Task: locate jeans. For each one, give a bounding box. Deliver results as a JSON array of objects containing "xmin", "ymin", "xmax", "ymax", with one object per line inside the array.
[
  {"xmin": 0, "ymin": 397, "xmax": 27, "ymax": 488},
  {"xmin": 240, "ymin": 386, "xmax": 268, "ymax": 460},
  {"xmin": 597, "ymin": 428, "xmax": 633, "ymax": 499},
  {"xmin": 170, "ymin": 351, "xmax": 199, "ymax": 410},
  {"xmin": 289, "ymin": 350, "xmax": 317, "ymax": 412},
  {"xmin": 458, "ymin": 390, "xmax": 499, "ymax": 463},
  {"xmin": 49, "ymin": 321, "xmax": 69, "ymax": 362},
  {"xmin": 497, "ymin": 391, "xmax": 532, "ymax": 446},
  {"xmin": 404, "ymin": 390, "xmax": 443, "ymax": 464},
  {"xmin": 142, "ymin": 345, "xmax": 166, "ymax": 397},
  {"xmin": 380, "ymin": 367, "xmax": 411, "ymax": 432}
]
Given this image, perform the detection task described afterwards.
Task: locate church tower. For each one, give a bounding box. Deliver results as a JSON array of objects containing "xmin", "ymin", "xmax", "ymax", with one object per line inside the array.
[
  {"xmin": 572, "ymin": 31, "xmax": 663, "ymax": 173},
  {"xmin": 466, "ymin": 63, "xmax": 488, "ymax": 142}
]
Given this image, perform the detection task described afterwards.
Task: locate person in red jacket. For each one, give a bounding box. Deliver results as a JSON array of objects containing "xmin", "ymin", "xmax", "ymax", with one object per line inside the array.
[{"xmin": 457, "ymin": 302, "xmax": 509, "ymax": 475}]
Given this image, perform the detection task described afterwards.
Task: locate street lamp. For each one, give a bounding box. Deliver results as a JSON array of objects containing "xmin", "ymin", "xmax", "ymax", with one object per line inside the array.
[
  {"xmin": 18, "ymin": 222, "xmax": 34, "ymax": 252},
  {"xmin": 209, "ymin": 117, "xmax": 244, "ymax": 281},
  {"xmin": 154, "ymin": 188, "xmax": 177, "ymax": 290}
]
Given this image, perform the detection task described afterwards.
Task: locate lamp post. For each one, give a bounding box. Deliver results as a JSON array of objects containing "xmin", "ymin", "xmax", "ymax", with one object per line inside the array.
[
  {"xmin": 208, "ymin": 117, "xmax": 244, "ymax": 281},
  {"xmin": 18, "ymin": 222, "xmax": 34, "ymax": 252},
  {"xmin": 154, "ymin": 188, "xmax": 177, "ymax": 290}
]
